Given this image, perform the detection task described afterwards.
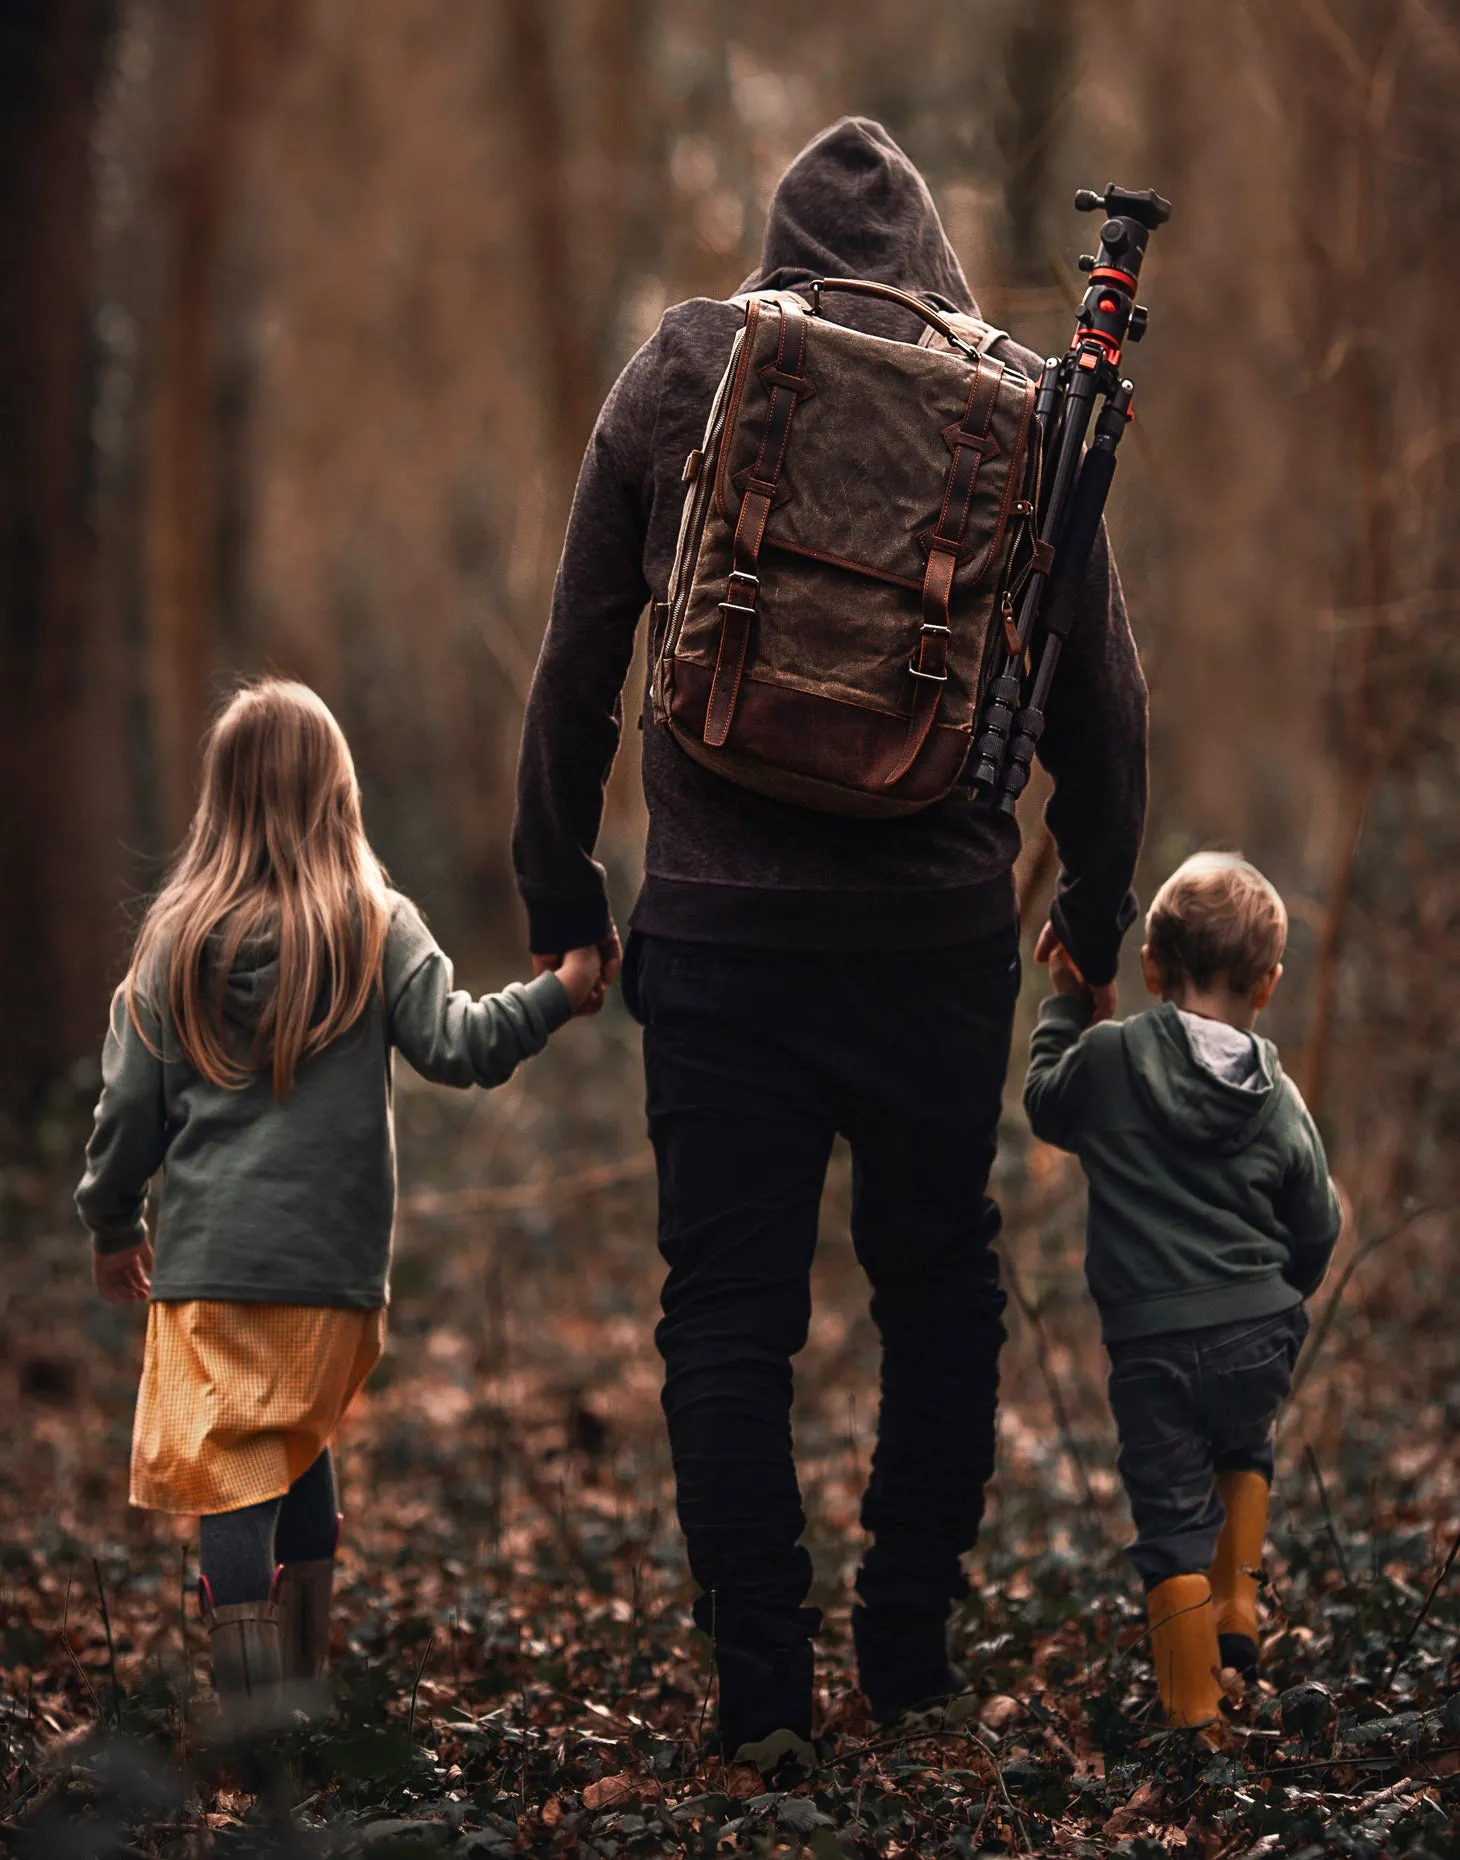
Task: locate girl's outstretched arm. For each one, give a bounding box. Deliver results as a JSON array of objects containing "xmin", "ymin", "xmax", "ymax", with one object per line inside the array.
[
  {"xmin": 76, "ymin": 987, "xmax": 169, "ymax": 1262},
  {"xmin": 385, "ymin": 895, "xmax": 588, "ymax": 1089}
]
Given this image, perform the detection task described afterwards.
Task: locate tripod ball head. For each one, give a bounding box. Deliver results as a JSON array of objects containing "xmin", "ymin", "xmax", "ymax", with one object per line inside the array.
[{"xmin": 1075, "ymin": 184, "xmax": 1172, "ymax": 230}]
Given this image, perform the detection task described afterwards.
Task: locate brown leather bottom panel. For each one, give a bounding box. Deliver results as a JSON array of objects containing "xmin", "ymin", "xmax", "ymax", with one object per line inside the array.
[{"xmin": 668, "ymin": 659, "xmax": 970, "ymax": 817}]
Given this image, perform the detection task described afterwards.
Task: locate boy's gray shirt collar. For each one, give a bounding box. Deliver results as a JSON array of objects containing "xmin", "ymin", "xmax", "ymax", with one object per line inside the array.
[{"xmin": 1176, "ymin": 1009, "xmax": 1262, "ymax": 1089}]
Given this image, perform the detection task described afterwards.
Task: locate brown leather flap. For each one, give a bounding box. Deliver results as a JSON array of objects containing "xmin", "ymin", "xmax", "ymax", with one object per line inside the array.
[{"xmin": 715, "ymin": 298, "xmax": 1035, "ymax": 595}]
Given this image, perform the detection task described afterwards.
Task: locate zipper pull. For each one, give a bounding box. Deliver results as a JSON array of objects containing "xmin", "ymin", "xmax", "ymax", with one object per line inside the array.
[{"xmin": 1002, "ymin": 591, "xmax": 1020, "ymax": 656}]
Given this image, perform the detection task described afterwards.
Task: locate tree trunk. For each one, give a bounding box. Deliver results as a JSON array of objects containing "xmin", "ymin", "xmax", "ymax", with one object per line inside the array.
[
  {"xmin": 0, "ymin": 0, "xmax": 131, "ymax": 1124},
  {"xmin": 499, "ymin": 0, "xmax": 600, "ymax": 485}
]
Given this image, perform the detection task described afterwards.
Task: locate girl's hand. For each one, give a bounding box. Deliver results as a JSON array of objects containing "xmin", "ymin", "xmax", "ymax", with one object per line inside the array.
[
  {"xmin": 555, "ymin": 945, "xmax": 605, "ymax": 1015},
  {"xmin": 93, "ymin": 1239, "xmax": 153, "ymax": 1303}
]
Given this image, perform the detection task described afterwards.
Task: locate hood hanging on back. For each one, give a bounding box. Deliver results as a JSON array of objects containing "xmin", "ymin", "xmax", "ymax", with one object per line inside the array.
[
  {"xmin": 1122, "ymin": 1004, "xmax": 1283, "ymax": 1157},
  {"xmin": 740, "ymin": 116, "xmax": 978, "ymax": 318}
]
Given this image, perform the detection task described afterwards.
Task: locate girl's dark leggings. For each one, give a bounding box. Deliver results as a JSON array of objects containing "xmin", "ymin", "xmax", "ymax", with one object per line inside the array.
[{"xmin": 198, "ymin": 1449, "xmax": 338, "ymax": 1606}]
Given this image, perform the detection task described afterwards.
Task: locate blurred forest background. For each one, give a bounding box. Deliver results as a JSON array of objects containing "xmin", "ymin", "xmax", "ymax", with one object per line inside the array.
[
  {"xmin": 2, "ymin": 2, "xmax": 1458, "ymax": 1854},
  {"xmin": 6, "ymin": 0, "xmax": 1460, "ymax": 1192}
]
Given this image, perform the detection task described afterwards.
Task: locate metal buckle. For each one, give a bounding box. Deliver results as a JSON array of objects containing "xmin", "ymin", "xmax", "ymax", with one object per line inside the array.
[
  {"xmin": 909, "ymin": 623, "xmax": 951, "ymax": 681},
  {"xmin": 726, "ymin": 570, "xmax": 759, "ymax": 593},
  {"xmin": 718, "ymin": 601, "xmax": 758, "ymax": 620}
]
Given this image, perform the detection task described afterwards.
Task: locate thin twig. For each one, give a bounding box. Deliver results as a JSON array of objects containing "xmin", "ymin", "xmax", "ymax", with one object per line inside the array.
[
  {"xmin": 694, "ymin": 1590, "xmax": 716, "ymax": 1757},
  {"xmin": 59, "ymin": 1567, "xmax": 105, "ymax": 1727},
  {"xmin": 1338, "ymin": 1773, "xmax": 1420, "ymax": 1822},
  {"xmin": 966, "ymin": 1723, "xmax": 1031, "ymax": 1854},
  {"xmin": 1384, "ymin": 1523, "xmax": 1460, "ymax": 1689},
  {"xmin": 1304, "ymin": 1444, "xmax": 1354, "ymax": 1589},
  {"xmin": 1260, "ymin": 1745, "xmax": 1459, "ymax": 1777},
  {"xmin": 1286, "ymin": 1205, "xmax": 1452, "ymax": 1407},
  {"xmin": 1003, "ymin": 1252, "xmax": 1103, "ymax": 1524},
  {"xmin": 177, "ymin": 1542, "xmax": 189, "ymax": 1761},
  {"xmin": 406, "ymin": 1633, "xmax": 434, "ymax": 1741},
  {"xmin": 401, "ymin": 1150, "xmax": 654, "ymax": 1218},
  {"xmin": 92, "ymin": 1559, "xmax": 119, "ymax": 1716},
  {"xmin": 969, "ymin": 1787, "xmax": 995, "ymax": 1851}
]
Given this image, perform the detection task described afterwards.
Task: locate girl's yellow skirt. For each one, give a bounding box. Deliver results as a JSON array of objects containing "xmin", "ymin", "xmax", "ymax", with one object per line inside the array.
[{"xmin": 130, "ymin": 1300, "xmax": 386, "ymax": 1515}]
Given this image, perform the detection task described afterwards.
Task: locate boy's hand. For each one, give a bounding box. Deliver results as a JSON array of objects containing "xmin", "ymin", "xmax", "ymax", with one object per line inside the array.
[
  {"xmin": 1034, "ymin": 920, "xmax": 1118, "ymax": 1024},
  {"xmin": 94, "ymin": 1240, "xmax": 152, "ymax": 1303},
  {"xmin": 1047, "ymin": 942, "xmax": 1088, "ymax": 998},
  {"xmin": 554, "ymin": 945, "xmax": 604, "ymax": 1015}
]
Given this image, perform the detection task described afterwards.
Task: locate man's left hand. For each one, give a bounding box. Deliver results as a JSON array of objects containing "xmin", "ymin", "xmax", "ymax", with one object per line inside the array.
[{"xmin": 1034, "ymin": 920, "xmax": 1118, "ymax": 1025}]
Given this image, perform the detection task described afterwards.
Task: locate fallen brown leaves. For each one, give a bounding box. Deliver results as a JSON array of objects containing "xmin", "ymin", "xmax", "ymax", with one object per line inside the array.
[{"xmin": 0, "ymin": 1027, "xmax": 1456, "ymax": 1855}]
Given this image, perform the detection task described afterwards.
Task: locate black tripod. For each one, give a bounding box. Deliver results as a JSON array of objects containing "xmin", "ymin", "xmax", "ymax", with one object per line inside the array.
[{"xmin": 968, "ymin": 183, "xmax": 1171, "ymax": 812}]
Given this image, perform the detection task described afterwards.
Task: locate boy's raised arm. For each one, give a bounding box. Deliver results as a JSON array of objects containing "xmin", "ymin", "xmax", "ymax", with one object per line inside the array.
[{"xmin": 1022, "ymin": 995, "xmax": 1096, "ymax": 1152}]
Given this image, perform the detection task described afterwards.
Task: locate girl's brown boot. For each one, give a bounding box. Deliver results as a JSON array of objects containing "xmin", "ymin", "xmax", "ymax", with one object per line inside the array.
[
  {"xmin": 1210, "ymin": 1469, "xmax": 1269, "ymax": 1678},
  {"xmin": 276, "ymin": 1557, "xmax": 335, "ymax": 1712},
  {"xmin": 202, "ymin": 1588, "xmax": 285, "ymax": 1729},
  {"xmin": 1146, "ymin": 1573, "xmax": 1224, "ymax": 1727}
]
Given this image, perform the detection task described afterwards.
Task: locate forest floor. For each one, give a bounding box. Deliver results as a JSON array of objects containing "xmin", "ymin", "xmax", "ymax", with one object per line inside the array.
[{"xmin": 1, "ymin": 975, "xmax": 1457, "ymax": 1858}]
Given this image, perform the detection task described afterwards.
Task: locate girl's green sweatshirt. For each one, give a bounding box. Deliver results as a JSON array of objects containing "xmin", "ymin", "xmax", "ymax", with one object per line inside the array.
[
  {"xmin": 75, "ymin": 892, "xmax": 571, "ymax": 1308},
  {"xmin": 1023, "ymin": 996, "xmax": 1341, "ymax": 1342}
]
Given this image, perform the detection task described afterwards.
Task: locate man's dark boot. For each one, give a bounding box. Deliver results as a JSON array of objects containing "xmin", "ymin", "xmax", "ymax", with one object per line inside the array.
[
  {"xmin": 853, "ymin": 1603, "xmax": 958, "ymax": 1725},
  {"xmin": 715, "ymin": 1638, "xmax": 815, "ymax": 1769}
]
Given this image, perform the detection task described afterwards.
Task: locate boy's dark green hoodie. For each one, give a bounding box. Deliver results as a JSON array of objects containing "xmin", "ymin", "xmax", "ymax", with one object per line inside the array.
[{"xmin": 1024, "ymin": 995, "xmax": 1341, "ymax": 1342}]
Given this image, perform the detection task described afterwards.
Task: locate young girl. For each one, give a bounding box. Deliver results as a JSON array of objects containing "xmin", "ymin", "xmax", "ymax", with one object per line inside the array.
[{"xmin": 76, "ymin": 679, "xmax": 600, "ymax": 1719}]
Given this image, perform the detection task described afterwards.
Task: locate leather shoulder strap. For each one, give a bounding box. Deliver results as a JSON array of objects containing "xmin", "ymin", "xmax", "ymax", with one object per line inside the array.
[
  {"xmin": 702, "ymin": 300, "xmax": 813, "ymax": 750},
  {"xmin": 918, "ymin": 312, "xmax": 1008, "ymax": 357}
]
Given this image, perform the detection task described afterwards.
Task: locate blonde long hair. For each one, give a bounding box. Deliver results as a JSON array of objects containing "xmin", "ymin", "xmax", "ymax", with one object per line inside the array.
[{"xmin": 126, "ymin": 679, "xmax": 391, "ymax": 1098}]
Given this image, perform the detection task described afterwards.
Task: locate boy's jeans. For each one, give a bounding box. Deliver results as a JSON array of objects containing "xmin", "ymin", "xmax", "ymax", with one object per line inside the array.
[
  {"xmin": 1107, "ymin": 1305, "xmax": 1309, "ymax": 1589},
  {"xmin": 622, "ymin": 928, "xmax": 1018, "ymax": 1666}
]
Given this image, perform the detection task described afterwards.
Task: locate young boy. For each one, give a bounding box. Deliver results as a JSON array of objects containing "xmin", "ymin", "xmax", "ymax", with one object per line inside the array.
[{"xmin": 1023, "ymin": 852, "xmax": 1342, "ymax": 1727}]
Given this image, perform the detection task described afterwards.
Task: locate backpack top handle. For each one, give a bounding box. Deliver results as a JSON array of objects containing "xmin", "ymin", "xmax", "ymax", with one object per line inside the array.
[{"xmin": 806, "ymin": 277, "xmax": 979, "ymax": 358}]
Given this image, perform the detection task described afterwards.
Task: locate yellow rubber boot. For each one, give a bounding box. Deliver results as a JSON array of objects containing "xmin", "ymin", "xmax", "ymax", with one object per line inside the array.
[
  {"xmin": 1211, "ymin": 1469, "xmax": 1270, "ymax": 1677},
  {"xmin": 1147, "ymin": 1574, "xmax": 1224, "ymax": 1727}
]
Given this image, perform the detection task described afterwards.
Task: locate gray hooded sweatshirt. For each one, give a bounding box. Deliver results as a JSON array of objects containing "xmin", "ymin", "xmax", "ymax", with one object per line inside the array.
[
  {"xmin": 1023, "ymin": 995, "xmax": 1342, "ymax": 1341},
  {"xmin": 512, "ymin": 117, "xmax": 1148, "ymax": 985},
  {"xmin": 75, "ymin": 893, "xmax": 571, "ymax": 1307}
]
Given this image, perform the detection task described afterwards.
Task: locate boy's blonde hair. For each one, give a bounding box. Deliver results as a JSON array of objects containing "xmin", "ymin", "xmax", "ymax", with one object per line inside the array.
[
  {"xmin": 1144, "ymin": 852, "xmax": 1287, "ymax": 995},
  {"xmin": 126, "ymin": 679, "xmax": 390, "ymax": 1099}
]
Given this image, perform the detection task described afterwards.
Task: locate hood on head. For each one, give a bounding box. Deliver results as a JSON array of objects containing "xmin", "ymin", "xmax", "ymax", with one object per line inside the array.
[
  {"xmin": 1122, "ymin": 1004, "xmax": 1283, "ymax": 1157},
  {"xmin": 740, "ymin": 116, "xmax": 977, "ymax": 317}
]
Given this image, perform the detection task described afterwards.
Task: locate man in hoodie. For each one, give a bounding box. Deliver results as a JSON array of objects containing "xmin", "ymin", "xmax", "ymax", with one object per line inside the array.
[
  {"xmin": 1024, "ymin": 852, "xmax": 1341, "ymax": 1729},
  {"xmin": 514, "ymin": 119, "xmax": 1148, "ymax": 1752}
]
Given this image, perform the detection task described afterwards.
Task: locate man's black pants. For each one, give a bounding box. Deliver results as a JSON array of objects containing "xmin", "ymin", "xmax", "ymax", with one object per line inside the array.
[{"xmin": 623, "ymin": 928, "xmax": 1018, "ymax": 1668}]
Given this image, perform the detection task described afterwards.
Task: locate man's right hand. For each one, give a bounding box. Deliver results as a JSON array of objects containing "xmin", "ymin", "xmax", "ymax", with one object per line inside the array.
[
  {"xmin": 534, "ymin": 919, "xmax": 623, "ymax": 1017},
  {"xmin": 1034, "ymin": 920, "xmax": 1118, "ymax": 1025}
]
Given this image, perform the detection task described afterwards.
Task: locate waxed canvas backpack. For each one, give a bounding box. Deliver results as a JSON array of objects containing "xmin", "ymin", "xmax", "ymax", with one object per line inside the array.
[{"xmin": 650, "ymin": 278, "xmax": 1039, "ymax": 818}]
